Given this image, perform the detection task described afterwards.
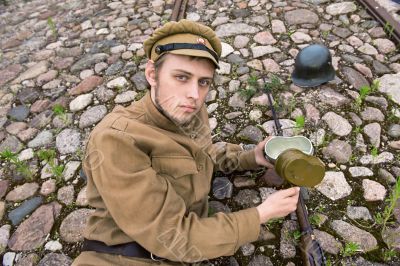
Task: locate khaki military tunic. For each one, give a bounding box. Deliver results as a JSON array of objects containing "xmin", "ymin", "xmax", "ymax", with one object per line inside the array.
[{"xmin": 73, "ymin": 92, "xmax": 261, "ymax": 266}]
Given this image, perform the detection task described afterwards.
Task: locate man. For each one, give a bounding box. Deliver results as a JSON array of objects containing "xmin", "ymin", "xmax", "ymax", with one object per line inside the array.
[{"xmin": 73, "ymin": 20, "xmax": 300, "ymax": 266}]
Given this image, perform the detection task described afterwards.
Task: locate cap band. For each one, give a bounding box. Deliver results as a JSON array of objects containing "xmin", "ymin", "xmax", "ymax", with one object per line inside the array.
[{"xmin": 155, "ymin": 43, "xmax": 219, "ymax": 63}]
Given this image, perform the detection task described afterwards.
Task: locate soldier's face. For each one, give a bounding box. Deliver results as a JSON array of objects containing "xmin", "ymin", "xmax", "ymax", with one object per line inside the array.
[{"xmin": 146, "ymin": 54, "xmax": 215, "ymax": 125}]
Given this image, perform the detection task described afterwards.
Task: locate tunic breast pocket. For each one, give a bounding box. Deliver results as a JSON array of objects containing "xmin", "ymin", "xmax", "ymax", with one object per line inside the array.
[{"xmin": 151, "ymin": 156, "xmax": 199, "ymax": 206}]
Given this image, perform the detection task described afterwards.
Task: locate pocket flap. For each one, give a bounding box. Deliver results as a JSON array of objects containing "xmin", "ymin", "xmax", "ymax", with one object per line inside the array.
[{"xmin": 152, "ymin": 156, "xmax": 199, "ymax": 178}]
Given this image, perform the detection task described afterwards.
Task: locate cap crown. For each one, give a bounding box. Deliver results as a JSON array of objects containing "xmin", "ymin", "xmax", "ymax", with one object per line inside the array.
[{"xmin": 144, "ymin": 19, "xmax": 221, "ymax": 66}]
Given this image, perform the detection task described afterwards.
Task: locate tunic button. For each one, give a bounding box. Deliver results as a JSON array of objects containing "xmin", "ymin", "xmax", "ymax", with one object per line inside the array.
[{"xmin": 190, "ymin": 133, "xmax": 197, "ymax": 139}]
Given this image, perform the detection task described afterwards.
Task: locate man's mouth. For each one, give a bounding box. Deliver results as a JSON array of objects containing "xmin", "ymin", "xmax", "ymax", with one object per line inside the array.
[{"xmin": 180, "ymin": 105, "xmax": 197, "ymax": 112}]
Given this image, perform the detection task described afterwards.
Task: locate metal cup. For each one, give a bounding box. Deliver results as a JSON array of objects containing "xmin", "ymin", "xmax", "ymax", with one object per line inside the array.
[
  {"xmin": 264, "ymin": 136, "xmax": 325, "ymax": 187},
  {"xmin": 264, "ymin": 136, "xmax": 314, "ymax": 162}
]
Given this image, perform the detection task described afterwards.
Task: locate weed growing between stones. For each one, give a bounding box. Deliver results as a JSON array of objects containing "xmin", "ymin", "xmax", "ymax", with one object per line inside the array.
[
  {"xmin": 321, "ymin": 30, "xmax": 330, "ymax": 39},
  {"xmin": 294, "ymin": 115, "xmax": 305, "ymax": 134},
  {"xmin": 354, "ymin": 80, "xmax": 380, "ymax": 111},
  {"xmin": 309, "ymin": 213, "xmax": 322, "ymax": 227},
  {"xmin": 370, "ymin": 80, "xmax": 380, "ymax": 92},
  {"xmin": 0, "ymin": 0, "xmax": 32, "ymax": 4},
  {"xmin": 323, "ymin": 242, "xmax": 362, "ymax": 266},
  {"xmin": 382, "ymin": 247, "xmax": 397, "ymax": 262},
  {"xmin": 353, "ymin": 126, "xmax": 362, "ymax": 135},
  {"xmin": 208, "ymin": 205, "xmax": 216, "ymax": 216},
  {"xmin": 343, "ymin": 177, "xmax": 400, "ymax": 261},
  {"xmin": 349, "ymin": 153, "xmax": 358, "ymax": 165},
  {"xmin": 52, "ymin": 104, "xmax": 70, "ymax": 125},
  {"xmin": 37, "ymin": 148, "xmax": 65, "ymax": 185},
  {"xmin": 131, "ymin": 54, "xmax": 144, "ymax": 65},
  {"xmin": 384, "ymin": 22, "xmax": 395, "ymax": 39},
  {"xmin": 47, "ymin": 17, "xmax": 58, "ymax": 37},
  {"xmin": 239, "ymin": 86, "xmax": 257, "ymax": 100},
  {"xmin": 387, "ymin": 108, "xmax": 400, "ymax": 124},
  {"xmin": 285, "ymin": 94, "xmax": 298, "ymax": 118},
  {"xmin": 134, "ymin": 90, "xmax": 147, "ymax": 101},
  {"xmin": 0, "ymin": 148, "xmax": 34, "ymax": 181},
  {"xmin": 341, "ymin": 242, "xmax": 362, "ymax": 257},
  {"xmin": 375, "ymin": 176, "xmax": 400, "ymax": 231},
  {"xmin": 114, "ymin": 85, "xmax": 125, "ymax": 94},
  {"xmin": 370, "ymin": 145, "xmax": 379, "ymax": 157},
  {"xmin": 264, "ymin": 74, "xmax": 284, "ymax": 93},
  {"xmin": 239, "ymin": 74, "xmax": 259, "ymax": 99},
  {"xmin": 264, "ymin": 217, "xmax": 284, "ymax": 231},
  {"xmin": 286, "ymin": 29, "xmax": 296, "ymax": 38},
  {"xmin": 349, "ymin": 126, "xmax": 362, "ymax": 147},
  {"xmin": 291, "ymin": 230, "xmax": 301, "ymax": 242},
  {"xmin": 355, "ymin": 85, "xmax": 372, "ymax": 109}
]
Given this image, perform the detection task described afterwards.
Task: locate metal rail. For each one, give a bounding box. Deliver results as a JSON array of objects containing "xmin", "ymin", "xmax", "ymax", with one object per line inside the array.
[
  {"xmin": 171, "ymin": 0, "xmax": 188, "ymax": 21},
  {"xmin": 357, "ymin": 0, "xmax": 400, "ymax": 44}
]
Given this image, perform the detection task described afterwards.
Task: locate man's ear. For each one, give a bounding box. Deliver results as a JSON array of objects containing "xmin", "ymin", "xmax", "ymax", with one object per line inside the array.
[{"xmin": 145, "ymin": 60, "xmax": 157, "ymax": 88}]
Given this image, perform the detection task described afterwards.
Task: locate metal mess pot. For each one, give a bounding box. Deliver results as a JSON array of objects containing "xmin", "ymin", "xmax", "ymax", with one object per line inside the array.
[{"xmin": 264, "ymin": 136, "xmax": 325, "ymax": 187}]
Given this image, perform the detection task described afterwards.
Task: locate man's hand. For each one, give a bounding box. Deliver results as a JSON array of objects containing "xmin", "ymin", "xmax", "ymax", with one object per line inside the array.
[
  {"xmin": 254, "ymin": 136, "xmax": 274, "ymax": 169},
  {"xmin": 256, "ymin": 187, "xmax": 300, "ymax": 224}
]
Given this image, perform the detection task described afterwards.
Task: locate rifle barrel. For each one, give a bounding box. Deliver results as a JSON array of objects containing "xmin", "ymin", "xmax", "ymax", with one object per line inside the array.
[{"xmin": 265, "ymin": 89, "xmax": 283, "ymax": 136}]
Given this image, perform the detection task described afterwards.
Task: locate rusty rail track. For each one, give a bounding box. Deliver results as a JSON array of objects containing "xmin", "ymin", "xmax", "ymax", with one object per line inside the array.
[
  {"xmin": 171, "ymin": 0, "xmax": 400, "ymax": 44},
  {"xmin": 357, "ymin": 0, "xmax": 400, "ymax": 44},
  {"xmin": 171, "ymin": 0, "xmax": 188, "ymax": 21}
]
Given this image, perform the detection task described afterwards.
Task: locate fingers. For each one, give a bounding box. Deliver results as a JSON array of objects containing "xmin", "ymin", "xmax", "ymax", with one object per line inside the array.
[
  {"xmin": 259, "ymin": 136, "xmax": 273, "ymax": 147},
  {"xmin": 264, "ymin": 136, "xmax": 273, "ymax": 142},
  {"xmin": 257, "ymin": 186, "xmax": 301, "ymax": 223},
  {"xmin": 279, "ymin": 187, "xmax": 300, "ymax": 197},
  {"xmin": 264, "ymin": 161, "xmax": 274, "ymax": 169}
]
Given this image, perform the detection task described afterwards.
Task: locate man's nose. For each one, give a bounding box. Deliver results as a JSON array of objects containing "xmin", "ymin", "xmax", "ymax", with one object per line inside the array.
[{"xmin": 187, "ymin": 81, "xmax": 199, "ymax": 100}]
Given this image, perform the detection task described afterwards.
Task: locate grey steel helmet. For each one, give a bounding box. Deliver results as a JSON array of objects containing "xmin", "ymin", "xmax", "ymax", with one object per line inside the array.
[{"xmin": 291, "ymin": 44, "xmax": 335, "ymax": 87}]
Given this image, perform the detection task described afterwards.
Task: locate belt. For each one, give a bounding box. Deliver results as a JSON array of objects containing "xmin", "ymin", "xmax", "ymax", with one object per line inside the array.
[{"xmin": 82, "ymin": 238, "xmax": 166, "ymax": 262}]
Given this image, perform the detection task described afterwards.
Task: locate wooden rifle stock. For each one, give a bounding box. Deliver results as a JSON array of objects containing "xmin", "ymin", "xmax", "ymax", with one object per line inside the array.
[
  {"xmin": 296, "ymin": 192, "xmax": 326, "ymax": 266},
  {"xmin": 265, "ymin": 87, "xmax": 325, "ymax": 265}
]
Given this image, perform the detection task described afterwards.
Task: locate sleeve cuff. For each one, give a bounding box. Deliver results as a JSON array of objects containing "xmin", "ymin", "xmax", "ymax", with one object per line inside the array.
[
  {"xmin": 239, "ymin": 149, "xmax": 260, "ymax": 170},
  {"xmin": 232, "ymin": 207, "xmax": 260, "ymax": 251}
]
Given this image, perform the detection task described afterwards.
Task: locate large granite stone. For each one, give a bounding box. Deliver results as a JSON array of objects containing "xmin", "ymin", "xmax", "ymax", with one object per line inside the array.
[
  {"xmin": 284, "ymin": 9, "xmax": 319, "ymax": 25},
  {"xmin": 330, "ymin": 220, "xmax": 378, "ymax": 252},
  {"xmin": 8, "ymin": 196, "xmax": 43, "ymax": 225},
  {"xmin": 342, "ymin": 67, "xmax": 369, "ymax": 90},
  {"xmin": 59, "ymin": 208, "xmax": 94, "ymax": 242},
  {"xmin": 37, "ymin": 253, "xmax": 72, "ymax": 266},
  {"xmin": 7, "ymin": 105, "xmax": 30, "ymax": 122},
  {"xmin": 56, "ymin": 129, "xmax": 81, "ymax": 154},
  {"xmin": 315, "ymin": 171, "xmax": 352, "ymax": 200},
  {"xmin": 378, "ymin": 73, "xmax": 400, "ymax": 105},
  {"xmin": 215, "ymin": 23, "xmax": 259, "ymax": 38},
  {"xmin": 8, "ymin": 202, "xmax": 61, "ymax": 251}
]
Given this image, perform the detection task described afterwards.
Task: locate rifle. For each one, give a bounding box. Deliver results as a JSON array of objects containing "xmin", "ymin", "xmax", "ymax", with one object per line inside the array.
[{"xmin": 264, "ymin": 83, "xmax": 326, "ymax": 266}]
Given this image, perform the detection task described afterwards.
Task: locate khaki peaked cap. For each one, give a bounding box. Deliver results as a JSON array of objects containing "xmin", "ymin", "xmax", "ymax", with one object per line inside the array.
[{"xmin": 143, "ymin": 19, "xmax": 222, "ymax": 67}]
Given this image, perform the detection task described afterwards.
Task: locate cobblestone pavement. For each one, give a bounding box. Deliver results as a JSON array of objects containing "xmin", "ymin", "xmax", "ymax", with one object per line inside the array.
[{"xmin": 1, "ymin": 0, "xmax": 400, "ymax": 265}]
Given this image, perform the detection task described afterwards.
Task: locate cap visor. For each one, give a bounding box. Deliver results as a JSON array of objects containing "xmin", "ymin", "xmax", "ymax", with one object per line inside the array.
[{"xmin": 169, "ymin": 49, "xmax": 219, "ymax": 69}]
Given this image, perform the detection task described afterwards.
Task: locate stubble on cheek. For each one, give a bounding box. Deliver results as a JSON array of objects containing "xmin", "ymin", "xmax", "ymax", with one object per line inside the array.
[{"xmin": 154, "ymin": 85, "xmax": 184, "ymax": 124}]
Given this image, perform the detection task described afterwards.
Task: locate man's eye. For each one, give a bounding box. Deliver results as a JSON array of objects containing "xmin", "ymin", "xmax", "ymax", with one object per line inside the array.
[
  {"xmin": 176, "ymin": 75, "xmax": 188, "ymax": 81},
  {"xmin": 199, "ymin": 80, "xmax": 211, "ymax": 87}
]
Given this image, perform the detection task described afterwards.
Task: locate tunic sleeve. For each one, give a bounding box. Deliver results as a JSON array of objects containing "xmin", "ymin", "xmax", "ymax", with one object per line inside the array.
[
  {"xmin": 206, "ymin": 141, "xmax": 260, "ymax": 173},
  {"xmin": 86, "ymin": 129, "xmax": 260, "ymax": 263}
]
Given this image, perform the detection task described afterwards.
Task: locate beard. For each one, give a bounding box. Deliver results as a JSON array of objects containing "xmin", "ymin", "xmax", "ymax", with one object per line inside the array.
[{"xmin": 153, "ymin": 84, "xmax": 198, "ymax": 126}]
